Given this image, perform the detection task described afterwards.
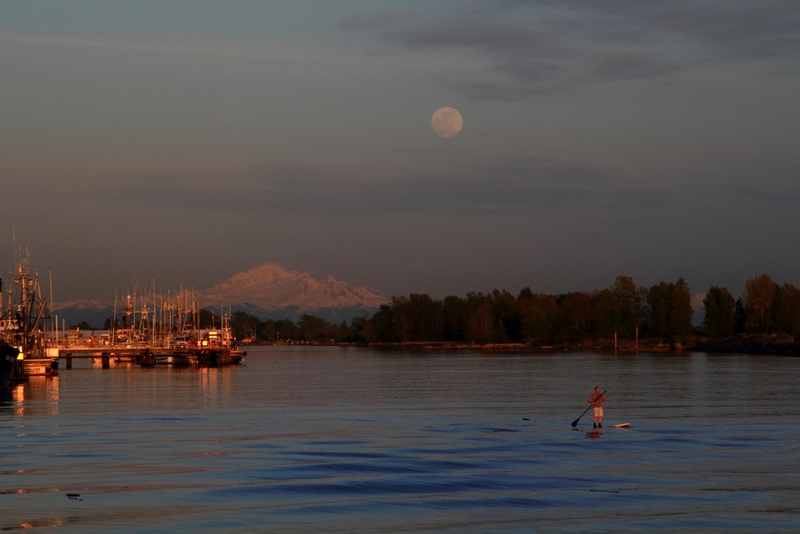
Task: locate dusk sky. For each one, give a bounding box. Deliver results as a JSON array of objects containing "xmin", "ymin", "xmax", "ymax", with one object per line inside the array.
[{"xmin": 1, "ymin": 0, "xmax": 798, "ymax": 302}]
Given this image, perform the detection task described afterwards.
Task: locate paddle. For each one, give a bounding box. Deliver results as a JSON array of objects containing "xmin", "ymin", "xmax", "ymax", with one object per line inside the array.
[{"xmin": 571, "ymin": 390, "xmax": 606, "ymax": 427}]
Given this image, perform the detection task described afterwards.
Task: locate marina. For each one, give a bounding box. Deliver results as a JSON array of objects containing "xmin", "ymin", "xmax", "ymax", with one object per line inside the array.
[{"xmin": 1, "ymin": 254, "xmax": 244, "ymax": 390}]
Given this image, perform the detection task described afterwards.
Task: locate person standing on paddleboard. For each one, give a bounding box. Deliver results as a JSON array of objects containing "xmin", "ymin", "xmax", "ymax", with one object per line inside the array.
[{"xmin": 588, "ymin": 387, "xmax": 606, "ymax": 429}]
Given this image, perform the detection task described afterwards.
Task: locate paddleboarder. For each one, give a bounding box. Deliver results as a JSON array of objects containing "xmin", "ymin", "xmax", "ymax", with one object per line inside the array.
[{"xmin": 588, "ymin": 387, "xmax": 606, "ymax": 429}]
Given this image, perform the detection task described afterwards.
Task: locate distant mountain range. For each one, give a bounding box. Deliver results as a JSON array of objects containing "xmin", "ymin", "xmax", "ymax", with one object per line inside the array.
[
  {"xmin": 52, "ymin": 263, "xmax": 386, "ymax": 328},
  {"xmin": 200, "ymin": 262, "xmax": 385, "ymax": 323},
  {"xmin": 201, "ymin": 262, "xmax": 385, "ymax": 311}
]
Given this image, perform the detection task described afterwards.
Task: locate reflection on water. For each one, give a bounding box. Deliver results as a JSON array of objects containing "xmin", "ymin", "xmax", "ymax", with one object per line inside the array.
[
  {"xmin": 2, "ymin": 376, "xmax": 61, "ymax": 417},
  {"xmin": 586, "ymin": 427, "xmax": 603, "ymax": 439},
  {"xmin": 1, "ymin": 348, "xmax": 799, "ymax": 532}
]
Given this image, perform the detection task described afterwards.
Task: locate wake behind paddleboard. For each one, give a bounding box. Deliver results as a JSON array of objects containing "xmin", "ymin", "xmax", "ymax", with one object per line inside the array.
[{"xmin": 613, "ymin": 423, "xmax": 631, "ymax": 428}]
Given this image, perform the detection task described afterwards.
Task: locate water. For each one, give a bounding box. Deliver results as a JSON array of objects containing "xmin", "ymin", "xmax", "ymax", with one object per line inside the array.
[{"xmin": 2, "ymin": 347, "xmax": 799, "ymax": 532}]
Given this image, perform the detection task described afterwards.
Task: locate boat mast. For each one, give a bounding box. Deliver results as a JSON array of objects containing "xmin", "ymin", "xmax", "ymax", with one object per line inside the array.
[
  {"xmin": 49, "ymin": 266, "xmax": 54, "ymax": 340},
  {"xmin": 113, "ymin": 289, "xmax": 118, "ymax": 345}
]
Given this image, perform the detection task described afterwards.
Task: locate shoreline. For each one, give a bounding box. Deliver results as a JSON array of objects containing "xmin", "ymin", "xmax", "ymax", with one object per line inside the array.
[{"xmin": 244, "ymin": 334, "xmax": 800, "ymax": 356}]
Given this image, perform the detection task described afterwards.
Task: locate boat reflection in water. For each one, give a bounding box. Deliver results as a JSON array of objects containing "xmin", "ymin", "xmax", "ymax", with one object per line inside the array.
[{"xmin": 1, "ymin": 375, "xmax": 61, "ymax": 417}]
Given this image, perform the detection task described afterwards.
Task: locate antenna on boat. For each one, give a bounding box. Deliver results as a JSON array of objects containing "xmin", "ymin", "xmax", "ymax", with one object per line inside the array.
[{"xmin": 12, "ymin": 224, "xmax": 17, "ymax": 269}]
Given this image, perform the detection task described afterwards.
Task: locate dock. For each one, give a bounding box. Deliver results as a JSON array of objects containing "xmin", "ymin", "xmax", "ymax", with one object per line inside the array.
[
  {"xmin": 3, "ymin": 262, "xmax": 245, "ymax": 382},
  {"xmin": 58, "ymin": 345, "xmax": 244, "ymax": 368}
]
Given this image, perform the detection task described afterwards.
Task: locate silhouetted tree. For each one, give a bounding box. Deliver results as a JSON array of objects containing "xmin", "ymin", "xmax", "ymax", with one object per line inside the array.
[
  {"xmin": 370, "ymin": 304, "xmax": 396, "ymax": 342},
  {"xmin": 703, "ymin": 286, "xmax": 736, "ymax": 338},
  {"xmin": 772, "ymin": 283, "xmax": 800, "ymax": 337},
  {"xmin": 338, "ymin": 321, "xmax": 349, "ymax": 342},
  {"xmin": 274, "ymin": 319, "xmax": 299, "ymax": 341},
  {"xmin": 555, "ymin": 292, "xmax": 592, "ymax": 340},
  {"xmin": 517, "ymin": 287, "xmax": 534, "ymax": 301},
  {"xmin": 591, "ymin": 289, "xmax": 620, "ymax": 336},
  {"xmin": 404, "ymin": 294, "xmax": 444, "ymax": 341},
  {"xmin": 612, "ymin": 275, "xmax": 639, "ymax": 338},
  {"xmin": 742, "ymin": 274, "xmax": 778, "ymax": 334},
  {"xmin": 492, "ymin": 289, "xmax": 521, "ymax": 340},
  {"xmin": 645, "ymin": 282, "xmax": 670, "ymax": 336},
  {"xmin": 669, "ymin": 278, "xmax": 694, "ymax": 335},
  {"xmin": 260, "ymin": 322, "xmax": 277, "ymax": 341},
  {"xmin": 465, "ymin": 293, "xmax": 493, "ymax": 343},
  {"xmin": 231, "ymin": 311, "xmax": 260, "ymax": 341},
  {"xmin": 519, "ymin": 293, "xmax": 557, "ymax": 340},
  {"xmin": 442, "ymin": 295, "xmax": 468, "ymax": 341},
  {"xmin": 734, "ymin": 298, "xmax": 746, "ymax": 334},
  {"xmin": 644, "ymin": 279, "xmax": 692, "ymax": 336},
  {"xmin": 298, "ymin": 314, "xmax": 336, "ymax": 341},
  {"xmin": 359, "ymin": 322, "xmax": 380, "ymax": 343}
]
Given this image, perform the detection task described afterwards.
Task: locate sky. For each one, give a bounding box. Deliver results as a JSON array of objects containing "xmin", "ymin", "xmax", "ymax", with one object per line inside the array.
[{"xmin": 1, "ymin": 0, "xmax": 799, "ymax": 302}]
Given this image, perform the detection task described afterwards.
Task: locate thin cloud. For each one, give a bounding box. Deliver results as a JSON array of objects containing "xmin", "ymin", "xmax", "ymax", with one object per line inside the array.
[
  {"xmin": 728, "ymin": 185, "xmax": 800, "ymax": 204},
  {"xmin": 339, "ymin": 12, "xmax": 411, "ymax": 30},
  {"xmin": 0, "ymin": 31, "xmax": 270, "ymax": 59},
  {"xmin": 97, "ymin": 158, "xmax": 668, "ymax": 218},
  {"xmin": 591, "ymin": 53, "xmax": 678, "ymax": 81},
  {"xmin": 0, "ymin": 30, "xmax": 357, "ymax": 65},
  {"xmin": 505, "ymin": 0, "xmax": 800, "ymax": 56},
  {"xmin": 345, "ymin": 1, "xmax": 800, "ymax": 99}
]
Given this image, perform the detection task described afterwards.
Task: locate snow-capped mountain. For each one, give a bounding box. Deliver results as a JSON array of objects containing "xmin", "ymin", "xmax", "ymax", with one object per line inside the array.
[
  {"xmin": 200, "ymin": 262, "xmax": 386, "ymax": 317},
  {"xmin": 50, "ymin": 263, "xmax": 386, "ymax": 327}
]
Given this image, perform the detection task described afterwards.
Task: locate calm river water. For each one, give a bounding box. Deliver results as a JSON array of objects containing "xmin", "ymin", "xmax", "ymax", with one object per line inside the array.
[{"xmin": 1, "ymin": 347, "xmax": 799, "ymax": 532}]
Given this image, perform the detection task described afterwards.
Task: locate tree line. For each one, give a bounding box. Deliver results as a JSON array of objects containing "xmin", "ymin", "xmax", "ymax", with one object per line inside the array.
[
  {"xmin": 226, "ymin": 274, "xmax": 800, "ymax": 344},
  {"xmin": 75, "ymin": 273, "xmax": 797, "ymax": 343},
  {"xmin": 703, "ymin": 274, "xmax": 800, "ymax": 338}
]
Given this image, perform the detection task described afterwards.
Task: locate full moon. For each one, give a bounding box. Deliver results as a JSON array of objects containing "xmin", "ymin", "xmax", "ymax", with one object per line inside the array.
[{"xmin": 431, "ymin": 107, "xmax": 463, "ymax": 138}]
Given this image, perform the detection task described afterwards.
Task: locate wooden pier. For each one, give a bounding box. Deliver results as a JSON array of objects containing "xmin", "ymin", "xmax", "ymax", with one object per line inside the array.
[{"xmin": 59, "ymin": 346, "xmax": 244, "ymax": 368}]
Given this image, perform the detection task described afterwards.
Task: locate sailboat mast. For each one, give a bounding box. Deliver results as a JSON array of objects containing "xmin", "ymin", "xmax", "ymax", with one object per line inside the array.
[{"xmin": 49, "ymin": 266, "xmax": 54, "ymax": 340}]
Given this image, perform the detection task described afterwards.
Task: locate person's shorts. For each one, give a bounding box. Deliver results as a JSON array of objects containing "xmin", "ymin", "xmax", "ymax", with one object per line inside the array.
[{"xmin": 593, "ymin": 407, "xmax": 603, "ymax": 417}]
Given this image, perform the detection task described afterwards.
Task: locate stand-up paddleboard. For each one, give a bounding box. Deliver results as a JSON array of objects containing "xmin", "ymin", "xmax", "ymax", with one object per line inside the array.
[{"xmin": 612, "ymin": 423, "xmax": 631, "ymax": 428}]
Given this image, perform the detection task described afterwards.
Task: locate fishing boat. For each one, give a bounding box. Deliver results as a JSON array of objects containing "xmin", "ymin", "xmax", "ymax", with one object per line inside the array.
[
  {"xmin": 0, "ymin": 251, "xmax": 58, "ymax": 380},
  {"xmin": 0, "ymin": 343, "xmax": 19, "ymax": 389},
  {"xmin": 230, "ymin": 349, "xmax": 246, "ymax": 364}
]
